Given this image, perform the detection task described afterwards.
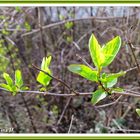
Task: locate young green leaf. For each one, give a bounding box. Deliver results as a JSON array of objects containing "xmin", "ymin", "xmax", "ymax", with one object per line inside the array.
[
  {"xmin": 68, "ymin": 64, "xmax": 98, "ymax": 82},
  {"xmin": 1, "ymin": 70, "xmax": 26, "ymax": 95},
  {"xmin": 37, "ymin": 56, "xmax": 52, "ymax": 86},
  {"xmin": 37, "ymin": 71, "xmax": 52, "ymax": 86},
  {"xmin": 91, "ymin": 89, "xmax": 107, "ymax": 105},
  {"xmin": 0, "ymin": 83, "xmax": 17, "ymax": 96},
  {"xmin": 0, "ymin": 83, "xmax": 13, "ymax": 92},
  {"xmin": 15, "ymin": 70, "xmax": 23, "ymax": 88},
  {"xmin": 106, "ymin": 71, "xmax": 126, "ymax": 82},
  {"xmin": 65, "ymin": 21, "xmax": 73, "ymax": 29},
  {"xmin": 89, "ymin": 34, "xmax": 103, "ymax": 68},
  {"xmin": 107, "ymin": 78, "xmax": 117, "ymax": 88},
  {"xmin": 101, "ymin": 73, "xmax": 117, "ymax": 88},
  {"xmin": 101, "ymin": 36, "xmax": 121, "ymax": 67},
  {"xmin": 41, "ymin": 56, "xmax": 52, "ymax": 69},
  {"xmin": 101, "ymin": 71, "xmax": 125, "ymax": 88},
  {"xmin": 21, "ymin": 86, "xmax": 29, "ymax": 91},
  {"xmin": 3, "ymin": 73, "xmax": 14, "ymax": 87},
  {"xmin": 136, "ymin": 109, "xmax": 140, "ymax": 116}
]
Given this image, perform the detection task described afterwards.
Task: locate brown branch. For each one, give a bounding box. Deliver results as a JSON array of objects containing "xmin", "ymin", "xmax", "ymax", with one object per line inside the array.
[
  {"xmin": 57, "ymin": 98, "xmax": 72, "ymax": 125},
  {"xmin": 95, "ymin": 95, "xmax": 122, "ymax": 108},
  {"xmin": 21, "ymin": 91, "xmax": 89, "ymax": 96},
  {"xmin": 76, "ymin": 54, "xmax": 95, "ymax": 70},
  {"xmin": 37, "ymin": 7, "xmax": 47, "ymax": 57},
  {"xmin": 97, "ymin": 67, "xmax": 111, "ymax": 95},
  {"xmin": 1, "ymin": 87, "xmax": 140, "ymax": 98},
  {"xmin": 22, "ymin": 14, "xmax": 139, "ymax": 38},
  {"xmin": 18, "ymin": 91, "xmax": 140, "ymax": 98},
  {"xmin": 32, "ymin": 64, "xmax": 79, "ymax": 95},
  {"xmin": 125, "ymin": 66, "xmax": 138, "ymax": 73},
  {"xmin": 98, "ymin": 80, "xmax": 111, "ymax": 95},
  {"xmin": 127, "ymin": 41, "xmax": 140, "ymax": 73},
  {"xmin": 68, "ymin": 114, "xmax": 74, "ymax": 133}
]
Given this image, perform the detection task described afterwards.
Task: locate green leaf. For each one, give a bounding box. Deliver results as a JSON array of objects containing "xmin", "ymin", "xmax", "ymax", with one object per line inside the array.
[
  {"xmin": 15, "ymin": 70, "xmax": 23, "ymax": 88},
  {"xmin": 101, "ymin": 36, "xmax": 121, "ymax": 67},
  {"xmin": 101, "ymin": 73, "xmax": 117, "ymax": 88},
  {"xmin": 101, "ymin": 71, "xmax": 125, "ymax": 88},
  {"xmin": 91, "ymin": 89, "xmax": 107, "ymax": 105},
  {"xmin": 0, "ymin": 83, "xmax": 13, "ymax": 92},
  {"xmin": 136, "ymin": 109, "xmax": 140, "ymax": 116},
  {"xmin": 68, "ymin": 64, "xmax": 98, "ymax": 82},
  {"xmin": 3, "ymin": 73, "xmax": 14, "ymax": 87},
  {"xmin": 37, "ymin": 71, "xmax": 52, "ymax": 86},
  {"xmin": 41, "ymin": 56, "xmax": 52, "ymax": 70},
  {"xmin": 21, "ymin": 86, "xmax": 29, "ymax": 91},
  {"xmin": 107, "ymin": 78, "xmax": 117, "ymax": 88},
  {"xmin": 112, "ymin": 87, "xmax": 124, "ymax": 93},
  {"xmin": 40, "ymin": 87, "xmax": 47, "ymax": 92},
  {"xmin": 1, "ymin": 71, "xmax": 21, "ymax": 95},
  {"xmin": 106, "ymin": 71, "xmax": 126, "ymax": 82},
  {"xmin": 89, "ymin": 34, "xmax": 103, "ymax": 68},
  {"xmin": 0, "ymin": 83, "xmax": 17, "ymax": 95},
  {"xmin": 65, "ymin": 22, "xmax": 73, "ymax": 29},
  {"xmin": 37, "ymin": 56, "xmax": 52, "ymax": 86}
]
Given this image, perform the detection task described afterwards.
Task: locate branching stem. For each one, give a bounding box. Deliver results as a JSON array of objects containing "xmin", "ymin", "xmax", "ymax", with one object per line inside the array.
[{"xmin": 32, "ymin": 64, "xmax": 79, "ymax": 95}]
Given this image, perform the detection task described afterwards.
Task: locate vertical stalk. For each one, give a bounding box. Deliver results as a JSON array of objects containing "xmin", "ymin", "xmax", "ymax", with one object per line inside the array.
[
  {"xmin": 21, "ymin": 94, "xmax": 37, "ymax": 133},
  {"xmin": 128, "ymin": 41, "xmax": 140, "ymax": 73},
  {"xmin": 37, "ymin": 7, "xmax": 47, "ymax": 57}
]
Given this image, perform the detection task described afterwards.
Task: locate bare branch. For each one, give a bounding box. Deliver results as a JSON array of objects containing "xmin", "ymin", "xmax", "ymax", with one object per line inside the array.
[
  {"xmin": 127, "ymin": 41, "xmax": 140, "ymax": 73},
  {"xmin": 22, "ymin": 15, "xmax": 136, "ymax": 38}
]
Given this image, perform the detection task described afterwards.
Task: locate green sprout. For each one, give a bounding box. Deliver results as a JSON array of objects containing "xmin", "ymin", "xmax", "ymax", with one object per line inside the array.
[{"xmin": 68, "ymin": 34, "xmax": 126, "ymax": 105}]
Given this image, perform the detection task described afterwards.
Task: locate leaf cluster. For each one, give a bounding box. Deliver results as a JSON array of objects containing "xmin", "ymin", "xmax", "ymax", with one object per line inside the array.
[{"xmin": 68, "ymin": 34, "xmax": 125, "ymax": 104}]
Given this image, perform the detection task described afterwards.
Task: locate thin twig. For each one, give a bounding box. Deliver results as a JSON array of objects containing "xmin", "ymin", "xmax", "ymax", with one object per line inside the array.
[
  {"xmin": 125, "ymin": 89, "xmax": 140, "ymax": 95},
  {"xmin": 1, "ymin": 87, "xmax": 140, "ymax": 98},
  {"xmin": 95, "ymin": 95, "xmax": 122, "ymax": 108},
  {"xmin": 2, "ymin": 35, "xmax": 15, "ymax": 71},
  {"xmin": 112, "ymin": 119, "xmax": 126, "ymax": 133},
  {"xmin": 105, "ymin": 126, "xmax": 140, "ymax": 133},
  {"xmin": 21, "ymin": 94, "xmax": 37, "ymax": 133},
  {"xmin": 128, "ymin": 41, "xmax": 140, "ymax": 73},
  {"xmin": 21, "ymin": 13, "xmax": 139, "ymax": 37},
  {"xmin": 121, "ymin": 104, "xmax": 133, "ymax": 119},
  {"xmin": 125, "ymin": 66, "xmax": 138, "ymax": 73},
  {"xmin": 76, "ymin": 54, "xmax": 95, "ymax": 70},
  {"xmin": 57, "ymin": 98, "xmax": 71, "ymax": 125},
  {"xmin": 32, "ymin": 64, "xmax": 79, "ymax": 95},
  {"xmin": 72, "ymin": 41, "xmax": 81, "ymax": 50},
  {"xmin": 68, "ymin": 114, "xmax": 74, "ymax": 133}
]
